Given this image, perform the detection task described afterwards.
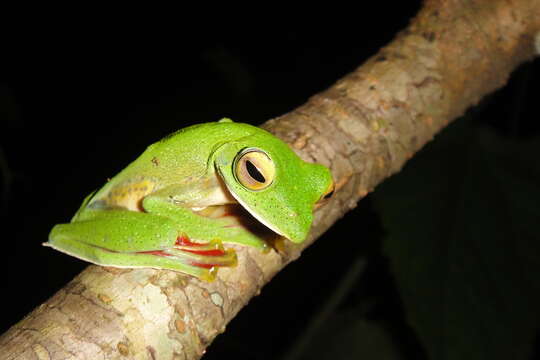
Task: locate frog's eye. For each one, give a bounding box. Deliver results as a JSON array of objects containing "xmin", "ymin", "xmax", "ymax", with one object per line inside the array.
[{"xmin": 234, "ymin": 149, "xmax": 275, "ymax": 191}]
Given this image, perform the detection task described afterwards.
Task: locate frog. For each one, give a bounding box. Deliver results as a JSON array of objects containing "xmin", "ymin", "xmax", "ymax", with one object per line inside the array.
[{"xmin": 45, "ymin": 119, "xmax": 334, "ymax": 281}]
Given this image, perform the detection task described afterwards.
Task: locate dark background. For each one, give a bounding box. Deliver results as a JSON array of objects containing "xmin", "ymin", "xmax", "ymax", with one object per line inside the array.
[{"xmin": 2, "ymin": 4, "xmax": 540, "ymax": 359}]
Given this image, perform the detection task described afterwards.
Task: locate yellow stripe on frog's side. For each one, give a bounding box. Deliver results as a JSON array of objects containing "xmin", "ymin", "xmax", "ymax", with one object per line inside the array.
[{"xmin": 104, "ymin": 179, "xmax": 156, "ymax": 211}]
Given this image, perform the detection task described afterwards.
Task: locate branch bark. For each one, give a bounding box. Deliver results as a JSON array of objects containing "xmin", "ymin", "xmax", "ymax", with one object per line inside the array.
[{"xmin": 2, "ymin": 0, "xmax": 539, "ymax": 358}]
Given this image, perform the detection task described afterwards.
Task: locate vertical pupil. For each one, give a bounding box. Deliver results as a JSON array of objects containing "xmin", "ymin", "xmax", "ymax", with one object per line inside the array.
[{"xmin": 245, "ymin": 160, "xmax": 266, "ymax": 183}]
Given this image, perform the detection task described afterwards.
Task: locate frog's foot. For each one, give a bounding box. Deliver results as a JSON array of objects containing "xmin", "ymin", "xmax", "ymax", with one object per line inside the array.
[
  {"xmin": 137, "ymin": 235, "xmax": 237, "ymax": 281},
  {"xmin": 173, "ymin": 235, "xmax": 237, "ymax": 268}
]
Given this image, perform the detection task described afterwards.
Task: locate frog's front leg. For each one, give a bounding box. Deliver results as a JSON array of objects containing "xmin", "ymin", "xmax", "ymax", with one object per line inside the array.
[
  {"xmin": 47, "ymin": 209, "xmax": 236, "ymax": 281},
  {"xmin": 142, "ymin": 192, "xmax": 270, "ymax": 249}
]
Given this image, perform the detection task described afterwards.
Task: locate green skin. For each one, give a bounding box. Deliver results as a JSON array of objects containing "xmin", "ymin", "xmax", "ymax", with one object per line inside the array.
[{"xmin": 46, "ymin": 119, "xmax": 333, "ymax": 281}]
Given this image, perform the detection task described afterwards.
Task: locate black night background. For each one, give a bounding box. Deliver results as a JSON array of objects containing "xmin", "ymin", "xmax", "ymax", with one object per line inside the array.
[{"xmin": 1, "ymin": 3, "xmax": 540, "ymax": 359}]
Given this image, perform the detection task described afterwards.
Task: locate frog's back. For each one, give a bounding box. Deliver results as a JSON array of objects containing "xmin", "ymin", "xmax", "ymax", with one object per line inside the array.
[
  {"xmin": 88, "ymin": 120, "xmax": 261, "ymax": 205},
  {"xmin": 145, "ymin": 120, "xmax": 259, "ymax": 178}
]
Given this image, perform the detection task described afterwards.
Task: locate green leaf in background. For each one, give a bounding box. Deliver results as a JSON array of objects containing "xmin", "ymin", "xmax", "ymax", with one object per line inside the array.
[{"xmin": 373, "ymin": 119, "xmax": 540, "ymax": 359}]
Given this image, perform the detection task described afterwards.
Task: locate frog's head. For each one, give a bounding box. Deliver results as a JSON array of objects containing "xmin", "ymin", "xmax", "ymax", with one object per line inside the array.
[{"xmin": 213, "ymin": 126, "xmax": 333, "ymax": 243}]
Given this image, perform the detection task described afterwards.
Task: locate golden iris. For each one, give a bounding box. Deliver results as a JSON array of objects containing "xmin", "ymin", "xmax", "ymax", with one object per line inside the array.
[{"xmin": 234, "ymin": 149, "xmax": 275, "ymax": 191}]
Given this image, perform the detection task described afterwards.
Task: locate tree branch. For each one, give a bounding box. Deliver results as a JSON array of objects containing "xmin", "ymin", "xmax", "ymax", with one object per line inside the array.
[{"xmin": 1, "ymin": 0, "xmax": 538, "ymax": 358}]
